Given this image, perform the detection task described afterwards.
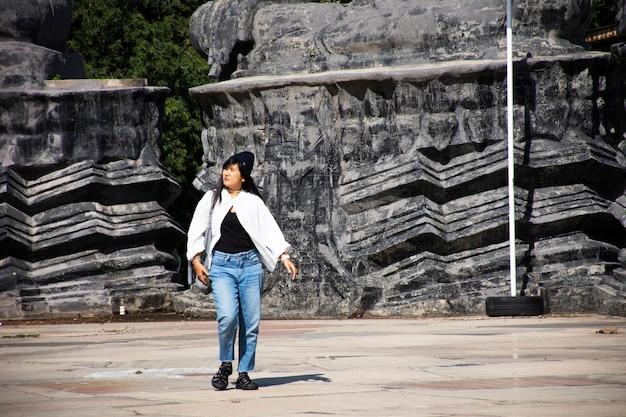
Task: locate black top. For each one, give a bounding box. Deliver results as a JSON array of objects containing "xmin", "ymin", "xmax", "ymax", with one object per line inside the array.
[{"xmin": 214, "ymin": 210, "xmax": 256, "ymax": 253}]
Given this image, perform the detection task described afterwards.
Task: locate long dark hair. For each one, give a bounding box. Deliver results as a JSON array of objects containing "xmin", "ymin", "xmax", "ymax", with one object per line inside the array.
[{"xmin": 211, "ymin": 155, "xmax": 263, "ymax": 208}]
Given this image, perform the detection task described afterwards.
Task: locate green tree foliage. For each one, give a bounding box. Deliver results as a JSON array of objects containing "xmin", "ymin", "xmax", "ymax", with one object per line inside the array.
[
  {"xmin": 67, "ymin": 0, "xmax": 209, "ymax": 264},
  {"xmin": 592, "ymin": 0, "xmax": 618, "ymax": 29}
]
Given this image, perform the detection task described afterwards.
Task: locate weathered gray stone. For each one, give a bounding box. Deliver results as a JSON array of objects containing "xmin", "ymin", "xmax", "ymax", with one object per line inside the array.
[
  {"xmin": 184, "ymin": 0, "xmax": 626, "ymax": 317},
  {"xmin": 0, "ymin": 0, "xmax": 184, "ymax": 319},
  {"xmin": 191, "ymin": 0, "xmax": 591, "ymax": 81},
  {"xmin": 0, "ymin": 41, "xmax": 86, "ymax": 88},
  {"xmin": 0, "ymin": 82, "xmax": 166, "ymax": 166},
  {"xmin": 0, "ymin": 0, "xmax": 73, "ymax": 50},
  {"xmin": 0, "ymin": 143, "xmax": 185, "ymax": 318},
  {"xmin": 0, "ymin": 0, "xmax": 85, "ymax": 88}
]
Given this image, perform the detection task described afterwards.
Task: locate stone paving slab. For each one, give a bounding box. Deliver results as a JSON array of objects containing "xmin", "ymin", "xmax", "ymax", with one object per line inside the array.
[{"xmin": 0, "ymin": 315, "xmax": 625, "ymax": 417}]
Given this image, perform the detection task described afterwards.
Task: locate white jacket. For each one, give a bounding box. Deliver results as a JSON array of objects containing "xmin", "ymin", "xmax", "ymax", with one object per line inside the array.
[{"xmin": 186, "ymin": 188, "xmax": 291, "ymax": 272}]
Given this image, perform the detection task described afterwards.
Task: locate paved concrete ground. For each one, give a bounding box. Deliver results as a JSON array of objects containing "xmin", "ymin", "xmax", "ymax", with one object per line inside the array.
[{"xmin": 0, "ymin": 314, "xmax": 625, "ymax": 417}]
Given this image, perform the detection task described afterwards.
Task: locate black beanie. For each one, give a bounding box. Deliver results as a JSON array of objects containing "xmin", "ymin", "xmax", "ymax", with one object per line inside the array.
[{"xmin": 232, "ymin": 151, "xmax": 255, "ymax": 175}]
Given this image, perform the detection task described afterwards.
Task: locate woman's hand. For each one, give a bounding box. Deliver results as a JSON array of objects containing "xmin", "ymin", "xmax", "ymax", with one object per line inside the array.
[
  {"xmin": 281, "ymin": 255, "xmax": 297, "ymax": 281},
  {"xmin": 192, "ymin": 259, "xmax": 210, "ymax": 285}
]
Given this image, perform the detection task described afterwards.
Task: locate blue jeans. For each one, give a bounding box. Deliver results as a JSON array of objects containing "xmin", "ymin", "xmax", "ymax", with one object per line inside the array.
[{"xmin": 210, "ymin": 249, "xmax": 264, "ymax": 373}]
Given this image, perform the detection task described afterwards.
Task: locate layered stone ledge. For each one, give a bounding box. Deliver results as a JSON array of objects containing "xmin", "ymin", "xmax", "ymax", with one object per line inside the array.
[
  {"xmin": 0, "ymin": 81, "xmax": 185, "ymax": 319},
  {"xmin": 186, "ymin": 52, "xmax": 626, "ymax": 317}
]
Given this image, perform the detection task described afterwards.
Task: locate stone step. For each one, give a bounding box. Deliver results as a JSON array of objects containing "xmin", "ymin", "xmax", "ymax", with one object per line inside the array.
[
  {"xmin": 20, "ymin": 280, "xmax": 111, "ymax": 316},
  {"xmin": 612, "ymin": 268, "xmax": 626, "ymax": 284},
  {"xmin": 594, "ymin": 284, "xmax": 626, "ymax": 316},
  {"xmin": 173, "ymin": 287, "xmax": 217, "ymax": 318},
  {"xmin": 0, "ymin": 159, "xmax": 179, "ymax": 213},
  {"xmin": 20, "ymin": 278, "xmax": 105, "ymax": 296}
]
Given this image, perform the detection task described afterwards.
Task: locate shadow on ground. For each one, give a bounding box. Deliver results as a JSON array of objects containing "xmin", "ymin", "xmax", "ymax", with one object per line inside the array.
[{"xmin": 255, "ymin": 373, "xmax": 331, "ymax": 387}]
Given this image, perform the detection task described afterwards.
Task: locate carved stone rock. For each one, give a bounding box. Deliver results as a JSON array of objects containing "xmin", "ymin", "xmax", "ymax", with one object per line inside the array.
[
  {"xmin": 190, "ymin": 0, "xmax": 592, "ymax": 81},
  {"xmin": 182, "ymin": 0, "xmax": 626, "ymax": 317},
  {"xmin": 0, "ymin": 80, "xmax": 185, "ymax": 319},
  {"xmin": 0, "ymin": 0, "xmax": 85, "ymax": 88},
  {"xmin": 0, "ymin": 0, "xmax": 184, "ymax": 319}
]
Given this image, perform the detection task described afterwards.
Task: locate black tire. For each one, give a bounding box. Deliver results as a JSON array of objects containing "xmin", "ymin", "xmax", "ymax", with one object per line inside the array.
[{"xmin": 485, "ymin": 296, "xmax": 544, "ymax": 317}]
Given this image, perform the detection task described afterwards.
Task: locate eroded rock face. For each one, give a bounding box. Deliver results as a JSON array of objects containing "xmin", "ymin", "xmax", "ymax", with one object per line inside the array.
[
  {"xmin": 184, "ymin": 0, "xmax": 626, "ymax": 317},
  {"xmin": 0, "ymin": 0, "xmax": 85, "ymax": 88},
  {"xmin": 0, "ymin": 81, "xmax": 185, "ymax": 319},
  {"xmin": 190, "ymin": 0, "xmax": 592, "ymax": 81},
  {"xmin": 0, "ymin": 2, "xmax": 184, "ymax": 319},
  {"xmin": 0, "ymin": 0, "xmax": 72, "ymax": 50}
]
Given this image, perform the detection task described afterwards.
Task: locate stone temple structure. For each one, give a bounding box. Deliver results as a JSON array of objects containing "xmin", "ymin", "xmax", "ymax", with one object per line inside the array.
[
  {"xmin": 2, "ymin": 0, "xmax": 626, "ymax": 319},
  {"xmin": 0, "ymin": 0, "xmax": 185, "ymax": 318},
  {"xmin": 178, "ymin": 0, "xmax": 626, "ymax": 317}
]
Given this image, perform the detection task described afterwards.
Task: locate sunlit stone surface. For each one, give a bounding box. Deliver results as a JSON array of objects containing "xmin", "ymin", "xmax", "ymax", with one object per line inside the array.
[
  {"xmin": 0, "ymin": 2, "xmax": 184, "ymax": 319},
  {"xmin": 179, "ymin": 0, "xmax": 626, "ymax": 317}
]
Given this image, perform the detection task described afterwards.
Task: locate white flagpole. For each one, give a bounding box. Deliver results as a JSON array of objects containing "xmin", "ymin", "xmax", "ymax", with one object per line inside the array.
[{"xmin": 506, "ymin": 0, "xmax": 517, "ymax": 297}]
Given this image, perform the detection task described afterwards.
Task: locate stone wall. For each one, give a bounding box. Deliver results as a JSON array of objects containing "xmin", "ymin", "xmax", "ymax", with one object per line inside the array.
[{"xmin": 181, "ymin": 0, "xmax": 626, "ymax": 317}]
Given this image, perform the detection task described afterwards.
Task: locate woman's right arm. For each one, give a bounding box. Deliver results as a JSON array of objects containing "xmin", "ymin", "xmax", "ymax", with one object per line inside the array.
[
  {"xmin": 186, "ymin": 191, "xmax": 214, "ymax": 261},
  {"xmin": 191, "ymin": 251, "xmax": 210, "ymax": 284},
  {"xmin": 187, "ymin": 192, "xmax": 214, "ymax": 284}
]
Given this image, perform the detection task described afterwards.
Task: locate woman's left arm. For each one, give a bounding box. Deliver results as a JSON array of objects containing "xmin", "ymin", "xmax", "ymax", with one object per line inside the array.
[
  {"xmin": 186, "ymin": 191, "xmax": 214, "ymax": 261},
  {"xmin": 252, "ymin": 198, "xmax": 297, "ymax": 279},
  {"xmin": 279, "ymin": 253, "xmax": 297, "ymax": 281}
]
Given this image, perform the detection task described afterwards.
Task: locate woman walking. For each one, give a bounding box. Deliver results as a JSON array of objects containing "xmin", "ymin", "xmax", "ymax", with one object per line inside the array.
[{"xmin": 187, "ymin": 151, "xmax": 297, "ymax": 390}]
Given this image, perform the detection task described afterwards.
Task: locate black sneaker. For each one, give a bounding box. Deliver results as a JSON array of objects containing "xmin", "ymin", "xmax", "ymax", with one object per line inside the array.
[
  {"xmin": 211, "ymin": 362, "xmax": 232, "ymax": 390},
  {"xmin": 235, "ymin": 372, "xmax": 258, "ymax": 390}
]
